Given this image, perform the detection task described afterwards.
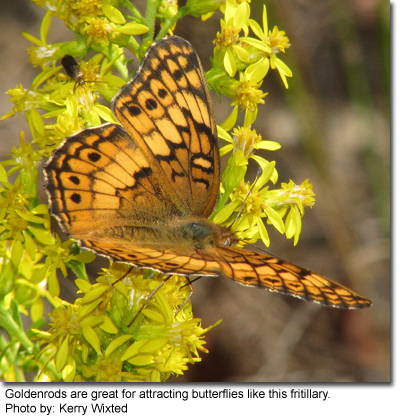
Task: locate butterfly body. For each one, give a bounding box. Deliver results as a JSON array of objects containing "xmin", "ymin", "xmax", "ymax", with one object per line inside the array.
[
  {"xmin": 80, "ymin": 217, "xmax": 233, "ymax": 254},
  {"xmin": 45, "ymin": 37, "xmax": 372, "ymax": 310}
]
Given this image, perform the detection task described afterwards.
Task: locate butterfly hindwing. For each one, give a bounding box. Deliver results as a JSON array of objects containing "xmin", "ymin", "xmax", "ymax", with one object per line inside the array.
[{"xmin": 78, "ymin": 236, "xmax": 222, "ymax": 276}]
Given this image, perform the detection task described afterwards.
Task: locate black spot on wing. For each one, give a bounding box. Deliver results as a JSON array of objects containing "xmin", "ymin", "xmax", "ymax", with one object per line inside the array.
[
  {"xmin": 158, "ymin": 88, "xmax": 168, "ymax": 99},
  {"xmin": 69, "ymin": 175, "xmax": 80, "ymax": 185},
  {"xmin": 88, "ymin": 152, "xmax": 101, "ymax": 162},
  {"xmin": 70, "ymin": 193, "xmax": 81, "ymax": 204},
  {"xmin": 126, "ymin": 103, "xmax": 142, "ymax": 116},
  {"xmin": 145, "ymin": 98, "xmax": 157, "ymax": 110}
]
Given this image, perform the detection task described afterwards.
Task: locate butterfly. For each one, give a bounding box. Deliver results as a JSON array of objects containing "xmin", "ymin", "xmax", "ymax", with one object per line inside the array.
[
  {"xmin": 61, "ymin": 55, "xmax": 86, "ymax": 87},
  {"xmin": 45, "ymin": 36, "xmax": 371, "ymax": 310}
]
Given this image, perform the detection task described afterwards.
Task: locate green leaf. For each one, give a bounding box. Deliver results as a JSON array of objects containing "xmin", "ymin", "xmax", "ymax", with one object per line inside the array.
[
  {"xmin": 29, "ymin": 107, "xmax": 45, "ymax": 136},
  {"xmin": 82, "ymin": 326, "xmax": 101, "ymax": 355},
  {"xmin": 31, "ymin": 297, "xmax": 44, "ymax": 322},
  {"xmin": 101, "ymin": 74, "xmax": 126, "ymax": 88},
  {"xmin": 246, "ymin": 58, "xmax": 269, "ymax": 83},
  {"xmin": 81, "ymin": 284, "xmax": 109, "ymax": 303},
  {"xmin": 94, "ymin": 104, "xmax": 116, "ymax": 123},
  {"xmin": 240, "ymin": 37, "xmax": 271, "ymax": 53},
  {"xmin": 75, "ymin": 278, "xmax": 92, "ymax": 293},
  {"xmin": 141, "ymin": 308, "xmax": 164, "ymax": 323},
  {"xmin": 232, "ymin": 45, "xmax": 249, "ymax": 63},
  {"xmin": 99, "ymin": 315, "xmax": 119, "ymax": 334},
  {"xmin": 78, "ymin": 299, "xmax": 102, "ymax": 318},
  {"xmin": 0, "ymin": 257, "xmax": 17, "ymax": 298},
  {"xmin": 66, "ymin": 96, "xmax": 79, "ymax": 118},
  {"xmin": 31, "ymin": 265, "xmax": 48, "ymax": 285},
  {"xmin": 66, "ymin": 259, "xmax": 89, "ymax": 281},
  {"xmin": 126, "ymin": 354, "xmax": 154, "ymax": 366},
  {"xmin": 234, "ymin": 1, "xmax": 250, "ymax": 28},
  {"xmin": 265, "ymin": 206, "xmax": 285, "ymax": 234},
  {"xmin": 256, "ymin": 217, "xmax": 270, "ymax": 247},
  {"xmin": 105, "ymin": 334, "xmax": 133, "ymax": 357},
  {"xmin": 27, "ymin": 226, "xmax": 55, "ymax": 245},
  {"xmin": 40, "ymin": 10, "xmax": 52, "ymax": 45},
  {"xmin": 0, "ymin": 164, "xmax": 8, "ymax": 183},
  {"xmin": 11, "ymin": 240, "xmax": 24, "ymax": 266},
  {"xmin": 56, "ymin": 337, "xmax": 69, "ymax": 372},
  {"xmin": 80, "ymin": 315, "xmax": 104, "ymax": 328},
  {"xmin": 62, "ymin": 357, "xmax": 76, "ymax": 382},
  {"xmin": 138, "ymin": 337, "xmax": 168, "ymax": 353},
  {"xmin": 48, "ymin": 270, "xmax": 60, "ymax": 297},
  {"xmin": 224, "ymin": 49, "xmax": 236, "ymax": 77},
  {"xmin": 120, "ymin": 339, "xmax": 147, "ymax": 361},
  {"xmin": 10, "ymin": 298, "xmax": 23, "ymax": 328},
  {"xmin": 14, "ymin": 209, "xmax": 45, "ymax": 224},
  {"xmin": 102, "ymin": 4, "xmax": 126, "ymax": 24},
  {"xmin": 23, "ymin": 231, "xmax": 38, "ymax": 260},
  {"xmin": 73, "ymin": 250, "xmax": 96, "ymax": 263},
  {"xmin": 248, "ymin": 19, "xmax": 264, "ymax": 40},
  {"xmin": 114, "ymin": 23, "xmax": 149, "ymax": 35}
]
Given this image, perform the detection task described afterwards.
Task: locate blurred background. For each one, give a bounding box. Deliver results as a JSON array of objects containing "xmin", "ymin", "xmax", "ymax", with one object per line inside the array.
[{"xmin": 0, "ymin": 0, "xmax": 390, "ymax": 382}]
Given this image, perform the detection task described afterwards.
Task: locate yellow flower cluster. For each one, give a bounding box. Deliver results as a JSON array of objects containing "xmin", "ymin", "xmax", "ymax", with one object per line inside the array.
[
  {"xmin": 34, "ymin": 266, "xmax": 218, "ymax": 382},
  {"xmin": 0, "ymin": 0, "xmax": 313, "ymax": 383}
]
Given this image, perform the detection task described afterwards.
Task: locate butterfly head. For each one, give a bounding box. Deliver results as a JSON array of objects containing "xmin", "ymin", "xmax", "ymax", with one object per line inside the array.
[{"xmin": 179, "ymin": 219, "xmax": 238, "ymax": 249}]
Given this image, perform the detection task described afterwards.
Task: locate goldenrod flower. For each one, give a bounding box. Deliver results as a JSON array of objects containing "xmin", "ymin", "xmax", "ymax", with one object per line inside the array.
[
  {"xmin": 232, "ymin": 70, "xmax": 267, "ymax": 115},
  {"xmin": 214, "ymin": 0, "xmax": 251, "ymax": 77},
  {"xmin": 244, "ymin": 4, "xmax": 292, "ymax": 88},
  {"xmin": 218, "ymin": 125, "xmax": 281, "ymax": 162}
]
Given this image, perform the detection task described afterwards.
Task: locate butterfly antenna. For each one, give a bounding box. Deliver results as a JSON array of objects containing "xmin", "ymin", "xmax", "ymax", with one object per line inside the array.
[
  {"xmin": 230, "ymin": 167, "xmax": 263, "ymax": 228},
  {"xmin": 127, "ymin": 275, "xmax": 172, "ymax": 327}
]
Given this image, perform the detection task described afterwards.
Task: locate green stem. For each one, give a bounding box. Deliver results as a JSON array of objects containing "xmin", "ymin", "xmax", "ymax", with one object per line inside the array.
[
  {"xmin": 156, "ymin": 8, "xmax": 188, "ymax": 40},
  {"xmin": 0, "ymin": 304, "xmax": 33, "ymax": 352},
  {"xmin": 109, "ymin": 45, "xmax": 129, "ymax": 81},
  {"xmin": 143, "ymin": 0, "xmax": 163, "ymax": 44},
  {"xmin": 120, "ymin": 0, "xmax": 146, "ymax": 24}
]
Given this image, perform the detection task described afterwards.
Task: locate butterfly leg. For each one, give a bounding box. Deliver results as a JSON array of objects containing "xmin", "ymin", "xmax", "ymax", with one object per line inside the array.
[
  {"xmin": 111, "ymin": 265, "xmax": 134, "ymax": 286},
  {"xmin": 175, "ymin": 277, "xmax": 196, "ymax": 317},
  {"xmin": 127, "ymin": 275, "xmax": 172, "ymax": 327}
]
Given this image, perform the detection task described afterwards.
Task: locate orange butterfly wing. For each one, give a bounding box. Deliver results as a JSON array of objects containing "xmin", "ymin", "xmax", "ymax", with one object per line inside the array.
[
  {"xmin": 210, "ymin": 246, "xmax": 372, "ymax": 309},
  {"xmin": 46, "ymin": 37, "xmax": 219, "ymax": 237},
  {"xmin": 112, "ymin": 36, "xmax": 220, "ymax": 218}
]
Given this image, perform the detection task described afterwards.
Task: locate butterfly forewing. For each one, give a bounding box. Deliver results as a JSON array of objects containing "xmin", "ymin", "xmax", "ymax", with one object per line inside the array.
[
  {"xmin": 213, "ymin": 246, "xmax": 371, "ymax": 309},
  {"xmin": 113, "ymin": 37, "xmax": 220, "ymax": 218},
  {"xmin": 45, "ymin": 123, "xmax": 179, "ymax": 236}
]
